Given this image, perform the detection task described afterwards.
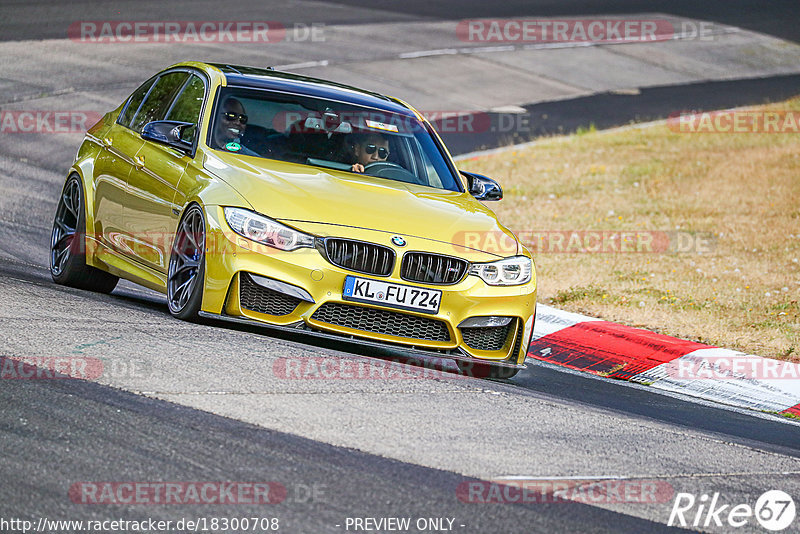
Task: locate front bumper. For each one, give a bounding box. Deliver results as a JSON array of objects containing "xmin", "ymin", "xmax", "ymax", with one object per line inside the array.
[
  {"xmin": 197, "ymin": 310, "xmax": 525, "ymax": 369},
  {"xmin": 201, "ymin": 206, "xmax": 536, "ymax": 367}
]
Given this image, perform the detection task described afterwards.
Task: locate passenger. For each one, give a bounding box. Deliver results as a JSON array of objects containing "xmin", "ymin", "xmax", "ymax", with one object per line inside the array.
[
  {"xmin": 349, "ymin": 132, "xmax": 390, "ymax": 173},
  {"xmin": 212, "ymin": 97, "xmax": 259, "ymax": 156}
]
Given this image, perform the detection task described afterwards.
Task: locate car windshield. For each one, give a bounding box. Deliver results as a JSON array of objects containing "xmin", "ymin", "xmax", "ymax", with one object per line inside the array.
[{"xmin": 207, "ymin": 87, "xmax": 462, "ymax": 192}]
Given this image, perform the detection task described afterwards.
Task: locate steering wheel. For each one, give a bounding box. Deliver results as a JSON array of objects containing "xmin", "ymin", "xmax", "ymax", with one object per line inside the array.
[{"xmin": 363, "ymin": 161, "xmax": 425, "ymax": 185}]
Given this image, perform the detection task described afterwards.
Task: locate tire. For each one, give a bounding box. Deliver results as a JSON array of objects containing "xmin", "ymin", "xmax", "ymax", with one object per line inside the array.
[
  {"xmin": 167, "ymin": 205, "xmax": 206, "ymax": 320},
  {"xmin": 50, "ymin": 174, "xmax": 119, "ymax": 293},
  {"xmin": 456, "ymin": 360, "xmax": 520, "ymax": 379}
]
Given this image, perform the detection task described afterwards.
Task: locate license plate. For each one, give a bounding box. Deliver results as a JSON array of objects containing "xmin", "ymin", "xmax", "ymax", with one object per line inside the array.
[{"xmin": 342, "ymin": 276, "xmax": 441, "ymax": 314}]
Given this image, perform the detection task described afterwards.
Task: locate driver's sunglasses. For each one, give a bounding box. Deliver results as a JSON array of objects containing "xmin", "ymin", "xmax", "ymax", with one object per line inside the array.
[
  {"xmin": 222, "ymin": 111, "xmax": 248, "ymax": 124},
  {"xmin": 365, "ymin": 144, "xmax": 389, "ymax": 159}
]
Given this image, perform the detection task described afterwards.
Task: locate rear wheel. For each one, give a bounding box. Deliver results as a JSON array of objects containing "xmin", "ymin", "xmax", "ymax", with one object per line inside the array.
[
  {"xmin": 50, "ymin": 174, "xmax": 119, "ymax": 293},
  {"xmin": 456, "ymin": 360, "xmax": 519, "ymax": 379},
  {"xmin": 167, "ymin": 205, "xmax": 206, "ymax": 320}
]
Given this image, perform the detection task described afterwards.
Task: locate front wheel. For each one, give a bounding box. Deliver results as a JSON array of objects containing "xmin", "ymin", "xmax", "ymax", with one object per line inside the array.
[
  {"xmin": 456, "ymin": 360, "xmax": 520, "ymax": 379},
  {"xmin": 50, "ymin": 174, "xmax": 119, "ymax": 293},
  {"xmin": 167, "ymin": 205, "xmax": 206, "ymax": 320}
]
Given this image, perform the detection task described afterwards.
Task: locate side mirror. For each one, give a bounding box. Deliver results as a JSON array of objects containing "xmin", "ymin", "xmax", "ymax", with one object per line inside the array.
[
  {"xmin": 460, "ymin": 171, "xmax": 503, "ymax": 201},
  {"xmin": 141, "ymin": 120, "xmax": 194, "ymax": 154}
]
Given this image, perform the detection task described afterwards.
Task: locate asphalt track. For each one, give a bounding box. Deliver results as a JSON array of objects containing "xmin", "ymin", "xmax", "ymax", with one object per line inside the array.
[
  {"xmin": 2, "ymin": 2, "xmax": 800, "ymax": 533},
  {"xmin": 438, "ymin": 74, "xmax": 800, "ymax": 155},
  {"xmin": 3, "ymin": 366, "xmax": 682, "ymax": 534},
  {"xmin": 2, "ymin": 0, "xmax": 798, "ymax": 43}
]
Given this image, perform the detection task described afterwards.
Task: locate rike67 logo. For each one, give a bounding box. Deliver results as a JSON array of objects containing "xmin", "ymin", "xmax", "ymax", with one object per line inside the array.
[{"xmin": 668, "ymin": 490, "xmax": 796, "ymax": 531}]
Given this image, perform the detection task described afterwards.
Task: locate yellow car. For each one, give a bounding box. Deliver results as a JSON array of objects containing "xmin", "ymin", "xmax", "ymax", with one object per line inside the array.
[{"xmin": 50, "ymin": 62, "xmax": 536, "ymax": 378}]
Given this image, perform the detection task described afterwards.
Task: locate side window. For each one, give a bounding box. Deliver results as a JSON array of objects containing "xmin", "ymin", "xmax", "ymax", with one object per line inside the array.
[
  {"xmin": 130, "ymin": 72, "xmax": 189, "ymax": 133},
  {"xmin": 165, "ymin": 75, "xmax": 205, "ymax": 144},
  {"xmin": 118, "ymin": 77, "xmax": 156, "ymax": 128}
]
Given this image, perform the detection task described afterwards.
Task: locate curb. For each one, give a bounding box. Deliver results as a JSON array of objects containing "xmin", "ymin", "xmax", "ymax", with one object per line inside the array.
[
  {"xmin": 453, "ymin": 109, "xmax": 800, "ymax": 418},
  {"xmin": 527, "ymin": 305, "xmax": 800, "ymax": 418}
]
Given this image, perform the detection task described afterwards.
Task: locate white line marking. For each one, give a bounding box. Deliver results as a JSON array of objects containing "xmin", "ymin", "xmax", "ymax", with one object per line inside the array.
[
  {"xmin": 494, "ymin": 475, "xmax": 628, "ymax": 480},
  {"xmin": 273, "ymin": 60, "xmax": 329, "ymax": 70},
  {"xmin": 273, "ymin": 26, "xmax": 742, "ymax": 71},
  {"xmin": 459, "ymin": 45, "xmax": 516, "ymax": 54},
  {"xmin": 398, "ymin": 26, "xmax": 741, "ymax": 59},
  {"xmin": 398, "ymin": 48, "xmax": 458, "ymax": 59}
]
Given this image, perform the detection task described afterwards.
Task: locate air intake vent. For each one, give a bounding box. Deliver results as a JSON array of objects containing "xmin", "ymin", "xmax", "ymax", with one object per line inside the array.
[
  {"xmin": 401, "ymin": 252, "xmax": 469, "ymax": 285},
  {"xmin": 311, "ymin": 302, "xmax": 450, "ymax": 342},
  {"xmin": 509, "ymin": 320, "xmax": 525, "ymax": 361},
  {"xmin": 460, "ymin": 322, "xmax": 513, "ymax": 351},
  {"xmin": 240, "ymin": 274, "xmax": 302, "ymax": 316},
  {"xmin": 323, "ymin": 238, "xmax": 394, "ymax": 276}
]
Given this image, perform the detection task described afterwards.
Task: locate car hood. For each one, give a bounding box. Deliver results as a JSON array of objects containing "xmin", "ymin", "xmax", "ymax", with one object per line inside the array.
[{"xmin": 204, "ymin": 152, "xmax": 518, "ymax": 257}]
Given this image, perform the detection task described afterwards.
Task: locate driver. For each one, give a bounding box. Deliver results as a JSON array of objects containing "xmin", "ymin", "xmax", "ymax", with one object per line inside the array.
[
  {"xmin": 212, "ymin": 97, "xmax": 259, "ymax": 156},
  {"xmin": 349, "ymin": 132, "xmax": 390, "ymax": 173}
]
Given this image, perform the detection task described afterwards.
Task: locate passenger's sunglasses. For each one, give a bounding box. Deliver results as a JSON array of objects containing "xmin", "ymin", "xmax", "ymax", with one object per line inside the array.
[
  {"xmin": 222, "ymin": 112, "xmax": 248, "ymax": 124},
  {"xmin": 365, "ymin": 144, "xmax": 389, "ymax": 159}
]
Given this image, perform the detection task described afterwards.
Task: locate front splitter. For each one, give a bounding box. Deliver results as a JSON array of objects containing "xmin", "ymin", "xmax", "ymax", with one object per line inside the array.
[{"xmin": 197, "ymin": 311, "xmax": 526, "ymax": 370}]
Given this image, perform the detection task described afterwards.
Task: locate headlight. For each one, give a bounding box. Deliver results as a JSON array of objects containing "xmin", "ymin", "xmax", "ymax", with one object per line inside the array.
[
  {"xmin": 469, "ymin": 256, "xmax": 532, "ymax": 286},
  {"xmin": 224, "ymin": 207, "xmax": 314, "ymax": 251}
]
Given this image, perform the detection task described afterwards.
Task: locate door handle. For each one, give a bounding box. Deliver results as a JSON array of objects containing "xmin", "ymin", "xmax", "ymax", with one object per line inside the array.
[
  {"xmin": 102, "ymin": 137, "xmax": 113, "ymax": 148},
  {"xmin": 134, "ymin": 155, "xmax": 145, "ymax": 169}
]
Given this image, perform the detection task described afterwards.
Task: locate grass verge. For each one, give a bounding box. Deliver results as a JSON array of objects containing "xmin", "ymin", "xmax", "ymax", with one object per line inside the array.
[{"xmin": 459, "ymin": 99, "xmax": 800, "ymax": 361}]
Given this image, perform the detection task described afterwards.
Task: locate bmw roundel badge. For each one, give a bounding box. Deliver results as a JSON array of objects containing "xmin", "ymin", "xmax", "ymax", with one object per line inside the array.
[{"xmin": 391, "ymin": 235, "xmax": 406, "ymax": 247}]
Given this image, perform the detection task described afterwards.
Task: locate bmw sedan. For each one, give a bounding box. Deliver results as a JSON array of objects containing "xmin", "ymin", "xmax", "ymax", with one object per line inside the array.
[{"xmin": 50, "ymin": 62, "xmax": 536, "ymax": 378}]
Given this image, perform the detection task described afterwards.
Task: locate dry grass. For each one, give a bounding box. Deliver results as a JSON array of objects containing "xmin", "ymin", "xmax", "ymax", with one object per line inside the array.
[{"xmin": 459, "ymin": 98, "xmax": 800, "ymax": 361}]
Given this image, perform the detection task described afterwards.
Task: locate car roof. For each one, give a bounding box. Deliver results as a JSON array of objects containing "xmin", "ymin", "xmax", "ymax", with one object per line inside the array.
[{"xmin": 206, "ymin": 63, "xmax": 418, "ymax": 118}]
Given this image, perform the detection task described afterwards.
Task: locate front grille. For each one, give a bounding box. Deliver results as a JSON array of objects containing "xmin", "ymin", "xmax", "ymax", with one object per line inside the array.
[
  {"xmin": 323, "ymin": 238, "xmax": 394, "ymax": 276},
  {"xmin": 240, "ymin": 274, "xmax": 302, "ymax": 316},
  {"xmin": 401, "ymin": 252, "xmax": 469, "ymax": 285},
  {"xmin": 311, "ymin": 302, "xmax": 450, "ymax": 342},
  {"xmin": 460, "ymin": 322, "xmax": 513, "ymax": 351}
]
